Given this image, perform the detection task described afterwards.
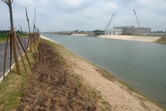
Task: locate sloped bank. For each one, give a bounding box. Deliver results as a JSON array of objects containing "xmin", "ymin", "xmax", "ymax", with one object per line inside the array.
[
  {"xmin": 18, "ymin": 39, "xmax": 110, "ymax": 111},
  {"xmin": 40, "ymin": 36, "xmax": 164, "ymax": 111}
]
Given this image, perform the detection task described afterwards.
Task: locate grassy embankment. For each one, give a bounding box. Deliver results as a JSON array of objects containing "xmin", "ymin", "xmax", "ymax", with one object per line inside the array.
[
  {"xmin": 0, "ymin": 39, "xmax": 111, "ymax": 111},
  {"xmin": 155, "ymin": 36, "xmax": 166, "ymax": 44}
]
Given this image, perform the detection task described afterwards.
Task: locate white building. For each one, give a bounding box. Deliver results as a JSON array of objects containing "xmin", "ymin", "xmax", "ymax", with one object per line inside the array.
[{"xmin": 105, "ymin": 26, "xmax": 151, "ymax": 35}]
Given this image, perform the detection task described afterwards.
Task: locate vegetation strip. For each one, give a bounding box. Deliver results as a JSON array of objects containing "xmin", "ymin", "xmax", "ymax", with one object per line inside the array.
[
  {"xmin": 0, "ymin": 50, "xmax": 33, "ymax": 111},
  {"xmin": 155, "ymin": 37, "xmax": 166, "ymax": 44}
]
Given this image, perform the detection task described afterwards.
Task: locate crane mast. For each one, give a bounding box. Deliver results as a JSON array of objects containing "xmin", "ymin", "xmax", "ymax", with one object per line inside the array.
[
  {"xmin": 133, "ymin": 9, "xmax": 141, "ymax": 28},
  {"xmin": 105, "ymin": 14, "xmax": 114, "ymax": 35}
]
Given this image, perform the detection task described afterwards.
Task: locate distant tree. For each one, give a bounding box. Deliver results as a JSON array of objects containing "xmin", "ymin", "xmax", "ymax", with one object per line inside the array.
[{"xmin": 17, "ymin": 30, "xmax": 20, "ymax": 33}]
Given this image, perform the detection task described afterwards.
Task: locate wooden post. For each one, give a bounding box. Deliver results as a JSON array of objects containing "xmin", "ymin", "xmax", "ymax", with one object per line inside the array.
[
  {"xmin": 10, "ymin": 33, "xmax": 12, "ymax": 71},
  {"xmin": 14, "ymin": 33, "xmax": 28, "ymax": 76},
  {"xmin": 3, "ymin": 34, "xmax": 9, "ymax": 79},
  {"xmin": 11, "ymin": 27, "xmax": 21, "ymax": 75},
  {"xmin": 25, "ymin": 7, "xmax": 32, "ymax": 52},
  {"xmin": 16, "ymin": 35, "xmax": 32, "ymax": 70},
  {"xmin": 2, "ymin": 0, "xmax": 21, "ymax": 75}
]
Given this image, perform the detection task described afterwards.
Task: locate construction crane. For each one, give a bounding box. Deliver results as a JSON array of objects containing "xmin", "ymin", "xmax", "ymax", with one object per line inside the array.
[
  {"xmin": 104, "ymin": 14, "xmax": 114, "ymax": 35},
  {"xmin": 133, "ymin": 9, "xmax": 141, "ymax": 28}
]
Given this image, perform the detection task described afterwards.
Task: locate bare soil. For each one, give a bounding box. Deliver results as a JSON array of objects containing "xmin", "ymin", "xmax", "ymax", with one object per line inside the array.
[{"xmin": 17, "ymin": 42, "xmax": 97, "ymax": 111}]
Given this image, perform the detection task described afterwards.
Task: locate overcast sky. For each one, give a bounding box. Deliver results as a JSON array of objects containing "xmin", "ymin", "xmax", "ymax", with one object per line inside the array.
[{"xmin": 0, "ymin": 0, "xmax": 166, "ymax": 32}]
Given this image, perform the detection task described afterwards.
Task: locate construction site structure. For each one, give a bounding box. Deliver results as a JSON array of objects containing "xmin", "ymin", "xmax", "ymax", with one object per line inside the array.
[
  {"xmin": 105, "ymin": 26, "xmax": 151, "ymax": 35},
  {"xmin": 105, "ymin": 9, "xmax": 151, "ymax": 35},
  {"xmin": 133, "ymin": 9, "xmax": 141, "ymax": 28},
  {"xmin": 104, "ymin": 14, "xmax": 114, "ymax": 35}
]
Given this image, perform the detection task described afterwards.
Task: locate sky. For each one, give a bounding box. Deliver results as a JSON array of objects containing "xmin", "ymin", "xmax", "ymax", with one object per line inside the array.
[{"xmin": 0, "ymin": 0, "xmax": 166, "ymax": 32}]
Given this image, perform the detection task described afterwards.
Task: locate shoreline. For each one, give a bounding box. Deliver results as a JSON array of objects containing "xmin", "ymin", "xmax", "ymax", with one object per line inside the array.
[
  {"xmin": 70, "ymin": 33, "xmax": 162, "ymax": 43},
  {"xmin": 98, "ymin": 35, "xmax": 161, "ymax": 43},
  {"xmin": 41, "ymin": 35, "xmax": 163, "ymax": 110},
  {"xmin": 71, "ymin": 33, "xmax": 89, "ymax": 36}
]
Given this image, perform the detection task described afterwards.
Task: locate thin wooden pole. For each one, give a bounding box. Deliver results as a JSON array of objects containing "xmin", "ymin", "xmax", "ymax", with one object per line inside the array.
[
  {"xmin": 14, "ymin": 33, "xmax": 28, "ymax": 76},
  {"xmin": 16, "ymin": 35, "xmax": 31, "ymax": 70},
  {"xmin": 18, "ymin": 25, "xmax": 26, "ymax": 49},
  {"xmin": 10, "ymin": 33, "xmax": 12, "ymax": 71},
  {"xmin": 25, "ymin": 7, "xmax": 32, "ymax": 52},
  {"xmin": 11, "ymin": 27, "xmax": 21, "ymax": 75},
  {"xmin": 3, "ymin": 34, "xmax": 9, "ymax": 79}
]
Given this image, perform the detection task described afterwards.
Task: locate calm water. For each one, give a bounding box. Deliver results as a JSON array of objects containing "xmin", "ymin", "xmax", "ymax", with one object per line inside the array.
[{"xmin": 43, "ymin": 34, "xmax": 166, "ymax": 107}]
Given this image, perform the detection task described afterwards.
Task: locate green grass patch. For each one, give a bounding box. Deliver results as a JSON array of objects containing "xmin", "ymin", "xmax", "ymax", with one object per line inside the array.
[
  {"xmin": 0, "ymin": 48, "xmax": 34, "ymax": 111},
  {"xmin": 155, "ymin": 37, "xmax": 166, "ymax": 44},
  {"xmin": 0, "ymin": 33, "xmax": 28, "ymax": 42},
  {"xmin": 74, "ymin": 75, "xmax": 83, "ymax": 88}
]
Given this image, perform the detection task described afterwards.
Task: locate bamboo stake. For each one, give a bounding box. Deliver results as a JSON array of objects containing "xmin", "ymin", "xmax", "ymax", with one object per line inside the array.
[
  {"xmin": 11, "ymin": 27, "xmax": 21, "ymax": 75},
  {"xmin": 3, "ymin": 33, "xmax": 9, "ymax": 79},
  {"xmin": 18, "ymin": 25, "xmax": 26, "ymax": 49},
  {"xmin": 16, "ymin": 35, "xmax": 31, "ymax": 70},
  {"xmin": 25, "ymin": 7, "xmax": 32, "ymax": 52},
  {"xmin": 32, "ymin": 25, "xmax": 37, "ymax": 53},
  {"xmin": 9, "ymin": 33, "xmax": 12, "ymax": 71},
  {"xmin": 14, "ymin": 33, "xmax": 28, "ymax": 76}
]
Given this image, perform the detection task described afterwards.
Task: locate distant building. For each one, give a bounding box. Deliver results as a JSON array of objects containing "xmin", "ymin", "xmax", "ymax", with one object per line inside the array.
[{"xmin": 105, "ymin": 26, "xmax": 151, "ymax": 35}]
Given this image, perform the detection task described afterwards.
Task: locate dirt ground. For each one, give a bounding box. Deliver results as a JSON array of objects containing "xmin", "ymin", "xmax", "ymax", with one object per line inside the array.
[{"xmin": 17, "ymin": 42, "xmax": 98, "ymax": 111}]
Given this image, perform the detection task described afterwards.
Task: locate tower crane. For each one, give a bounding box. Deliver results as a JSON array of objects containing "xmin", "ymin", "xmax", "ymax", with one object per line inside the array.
[
  {"xmin": 104, "ymin": 14, "xmax": 114, "ymax": 35},
  {"xmin": 133, "ymin": 9, "xmax": 141, "ymax": 28}
]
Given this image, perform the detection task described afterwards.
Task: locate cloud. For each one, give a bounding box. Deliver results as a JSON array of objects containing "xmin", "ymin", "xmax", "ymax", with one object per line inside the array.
[
  {"xmin": 45, "ymin": 0, "xmax": 90, "ymax": 12},
  {"xmin": 41, "ymin": 0, "xmax": 47, "ymax": 4},
  {"xmin": 14, "ymin": 0, "xmax": 35, "ymax": 7},
  {"xmin": 0, "ymin": 0, "xmax": 166, "ymax": 31},
  {"xmin": 80, "ymin": 1, "xmax": 117, "ymax": 19},
  {"xmin": 63, "ymin": 0, "xmax": 84, "ymax": 7}
]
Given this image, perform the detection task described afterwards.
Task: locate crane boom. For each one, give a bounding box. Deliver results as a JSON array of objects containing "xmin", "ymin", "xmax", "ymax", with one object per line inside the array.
[
  {"xmin": 133, "ymin": 9, "xmax": 141, "ymax": 28},
  {"xmin": 104, "ymin": 14, "xmax": 114, "ymax": 34}
]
